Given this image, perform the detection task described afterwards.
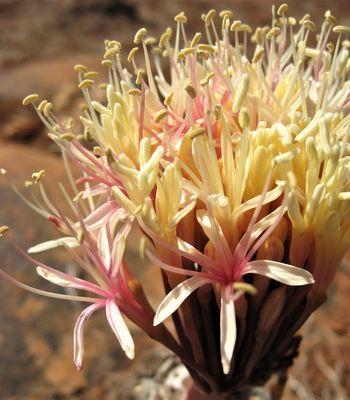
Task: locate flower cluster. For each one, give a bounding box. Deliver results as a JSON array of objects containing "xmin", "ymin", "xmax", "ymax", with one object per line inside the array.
[{"xmin": 1, "ymin": 4, "xmax": 349, "ymax": 395}]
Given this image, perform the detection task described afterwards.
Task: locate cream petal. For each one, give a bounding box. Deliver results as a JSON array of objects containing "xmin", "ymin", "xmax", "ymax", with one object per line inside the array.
[
  {"xmin": 106, "ymin": 299, "xmax": 135, "ymax": 359},
  {"xmin": 243, "ymin": 260, "xmax": 314, "ymax": 286},
  {"xmin": 73, "ymin": 302, "xmax": 104, "ymax": 369},
  {"xmin": 220, "ymin": 285, "xmax": 237, "ymax": 375},
  {"xmin": 153, "ymin": 277, "xmax": 211, "ymax": 326},
  {"xmin": 28, "ymin": 237, "xmax": 78, "ymax": 253}
]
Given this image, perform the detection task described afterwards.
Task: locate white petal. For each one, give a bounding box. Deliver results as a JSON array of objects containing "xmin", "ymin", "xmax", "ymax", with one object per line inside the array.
[
  {"xmin": 106, "ymin": 299, "xmax": 135, "ymax": 359},
  {"xmin": 220, "ymin": 285, "xmax": 237, "ymax": 375},
  {"xmin": 153, "ymin": 277, "xmax": 211, "ymax": 326},
  {"xmin": 98, "ymin": 226, "xmax": 111, "ymax": 271},
  {"xmin": 73, "ymin": 302, "xmax": 103, "ymax": 369},
  {"xmin": 36, "ymin": 266, "xmax": 80, "ymax": 288},
  {"xmin": 243, "ymin": 260, "xmax": 314, "ymax": 286},
  {"xmin": 28, "ymin": 237, "xmax": 78, "ymax": 253}
]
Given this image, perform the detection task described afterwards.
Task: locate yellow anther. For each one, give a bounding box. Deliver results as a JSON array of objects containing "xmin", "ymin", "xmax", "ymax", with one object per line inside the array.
[
  {"xmin": 84, "ymin": 71, "xmax": 99, "ymax": 79},
  {"xmin": 222, "ymin": 15, "xmax": 231, "ymax": 30},
  {"xmin": 190, "ymin": 126, "xmax": 206, "ymax": 139},
  {"xmin": 0, "ymin": 226, "xmax": 9, "ymax": 236},
  {"xmin": 197, "ymin": 44, "xmax": 216, "ymax": 54},
  {"xmin": 128, "ymin": 47, "xmax": 139, "ymax": 63},
  {"xmin": 107, "ymin": 40, "xmax": 121, "ymax": 49},
  {"xmin": 154, "ymin": 109, "xmax": 168, "ymax": 123},
  {"xmin": 277, "ymin": 3, "xmax": 288, "ymax": 16},
  {"xmin": 233, "ymin": 282, "xmax": 257, "ymax": 295},
  {"xmin": 32, "ymin": 170, "xmax": 45, "ymax": 183},
  {"xmin": 230, "ymin": 20, "xmax": 241, "ymax": 31},
  {"xmin": 159, "ymin": 27, "xmax": 172, "ymax": 48},
  {"xmin": 205, "ymin": 9, "xmax": 216, "ymax": 23},
  {"xmin": 238, "ymin": 108, "xmax": 250, "ymax": 129},
  {"xmin": 59, "ymin": 133, "xmax": 76, "ymax": 142},
  {"xmin": 299, "ymin": 14, "xmax": 311, "ymax": 24},
  {"xmin": 164, "ymin": 92, "xmax": 173, "ymax": 106},
  {"xmin": 37, "ymin": 100, "xmax": 48, "ymax": 113},
  {"xmin": 325, "ymin": 10, "xmax": 337, "ymax": 25},
  {"xmin": 74, "ymin": 64, "xmax": 87, "ymax": 72},
  {"xmin": 128, "ymin": 88, "xmax": 142, "ymax": 96},
  {"xmin": 104, "ymin": 46, "xmax": 120, "ymax": 58},
  {"xmin": 200, "ymin": 72, "xmax": 215, "ymax": 86},
  {"xmin": 190, "ymin": 33, "xmax": 202, "ymax": 48},
  {"xmin": 134, "ymin": 28, "xmax": 147, "ymax": 44},
  {"xmin": 43, "ymin": 102, "xmax": 53, "ymax": 117},
  {"xmin": 288, "ymin": 17, "xmax": 296, "ymax": 26},
  {"xmin": 239, "ymin": 24, "xmax": 252, "ymax": 33},
  {"xmin": 22, "ymin": 94, "xmax": 39, "ymax": 106},
  {"xmin": 219, "ymin": 10, "xmax": 233, "ymax": 19},
  {"xmin": 333, "ymin": 25, "xmax": 350, "ymax": 34},
  {"xmin": 252, "ymin": 47, "xmax": 265, "ymax": 63},
  {"xmin": 78, "ymin": 79, "xmax": 95, "ymax": 89},
  {"xmin": 99, "ymin": 83, "xmax": 108, "ymax": 89},
  {"xmin": 101, "ymin": 59, "xmax": 112, "ymax": 67},
  {"xmin": 144, "ymin": 37, "xmax": 157, "ymax": 46},
  {"xmin": 93, "ymin": 146, "xmax": 103, "ymax": 156},
  {"xmin": 175, "ymin": 11, "xmax": 187, "ymax": 23},
  {"xmin": 183, "ymin": 47, "xmax": 196, "ymax": 56},
  {"xmin": 327, "ymin": 43, "xmax": 334, "ymax": 53},
  {"xmin": 136, "ymin": 69, "xmax": 145, "ymax": 85},
  {"xmin": 184, "ymin": 81, "xmax": 197, "ymax": 99},
  {"xmin": 303, "ymin": 20, "xmax": 316, "ymax": 32},
  {"xmin": 266, "ymin": 27, "xmax": 280, "ymax": 40}
]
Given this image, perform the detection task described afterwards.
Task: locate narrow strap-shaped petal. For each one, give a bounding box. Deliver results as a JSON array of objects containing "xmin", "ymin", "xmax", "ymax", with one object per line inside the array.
[
  {"xmin": 105, "ymin": 298, "xmax": 135, "ymax": 359},
  {"xmin": 84, "ymin": 201, "xmax": 119, "ymax": 230},
  {"xmin": 146, "ymin": 250, "xmax": 217, "ymax": 279},
  {"xmin": 243, "ymin": 260, "xmax": 314, "ymax": 286},
  {"xmin": 220, "ymin": 285, "xmax": 237, "ymax": 375},
  {"xmin": 28, "ymin": 237, "xmax": 78, "ymax": 253},
  {"xmin": 36, "ymin": 266, "xmax": 107, "ymax": 296},
  {"xmin": 153, "ymin": 276, "xmax": 212, "ymax": 326},
  {"xmin": 73, "ymin": 302, "xmax": 104, "ymax": 369}
]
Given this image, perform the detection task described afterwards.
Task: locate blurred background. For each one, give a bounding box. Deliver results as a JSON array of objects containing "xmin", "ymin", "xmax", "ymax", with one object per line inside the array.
[{"xmin": 0, "ymin": 1, "xmax": 349, "ymax": 399}]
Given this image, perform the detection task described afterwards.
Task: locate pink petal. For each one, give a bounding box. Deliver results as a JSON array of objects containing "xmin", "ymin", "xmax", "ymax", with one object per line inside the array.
[
  {"xmin": 73, "ymin": 302, "xmax": 104, "ymax": 369},
  {"xmin": 84, "ymin": 201, "xmax": 119, "ymax": 231},
  {"xmin": 220, "ymin": 285, "xmax": 237, "ymax": 374},
  {"xmin": 106, "ymin": 299, "xmax": 135, "ymax": 359},
  {"xmin": 243, "ymin": 260, "xmax": 314, "ymax": 285},
  {"xmin": 153, "ymin": 277, "xmax": 212, "ymax": 326}
]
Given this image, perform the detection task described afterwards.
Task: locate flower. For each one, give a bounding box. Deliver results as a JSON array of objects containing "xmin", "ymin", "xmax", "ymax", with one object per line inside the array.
[{"xmin": 1, "ymin": 4, "xmax": 349, "ymax": 388}]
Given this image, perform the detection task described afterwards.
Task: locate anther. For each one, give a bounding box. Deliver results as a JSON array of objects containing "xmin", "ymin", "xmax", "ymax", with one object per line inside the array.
[
  {"xmin": 175, "ymin": 11, "xmax": 187, "ymax": 23},
  {"xmin": 184, "ymin": 81, "xmax": 197, "ymax": 99},
  {"xmin": 22, "ymin": 94, "xmax": 39, "ymax": 106},
  {"xmin": 134, "ymin": 28, "xmax": 147, "ymax": 44},
  {"xmin": 78, "ymin": 79, "xmax": 95, "ymax": 89},
  {"xmin": 74, "ymin": 64, "xmax": 88, "ymax": 72},
  {"xmin": 333, "ymin": 25, "xmax": 350, "ymax": 35},
  {"xmin": 205, "ymin": 9, "xmax": 216, "ymax": 23},
  {"xmin": 277, "ymin": 3, "xmax": 288, "ymax": 16},
  {"xmin": 0, "ymin": 226, "xmax": 10, "ymax": 237},
  {"xmin": 128, "ymin": 88, "xmax": 142, "ymax": 96},
  {"xmin": 190, "ymin": 33, "xmax": 202, "ymax": 47},
  {"xmin": 190, "ymin": 126, "xmax": 206, "ymax": 139},
  {"xmin": 32, "ymin": 170, "xmax": 45, "ymax": 183},
  {"xmin": 154, "ymin": 109, "xmax": 168, "ymax": 123},
  {"xmin": 84, "ymin": 71, "xmax": 99, "ymax": 79}
]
